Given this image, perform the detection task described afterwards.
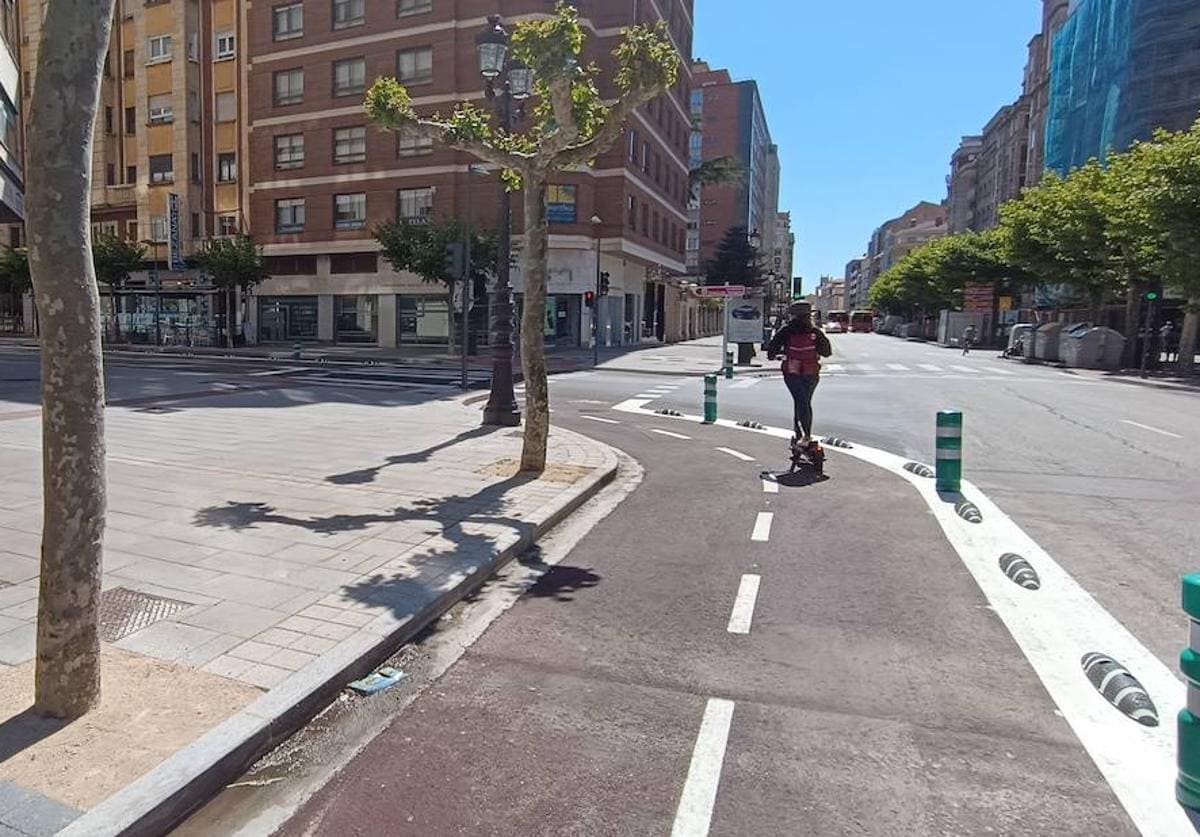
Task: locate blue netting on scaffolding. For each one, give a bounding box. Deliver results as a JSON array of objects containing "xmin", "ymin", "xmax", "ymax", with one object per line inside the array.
[{"xmin": 1044, "ymin": 0, "xmax": 1200, "ymax": 175}]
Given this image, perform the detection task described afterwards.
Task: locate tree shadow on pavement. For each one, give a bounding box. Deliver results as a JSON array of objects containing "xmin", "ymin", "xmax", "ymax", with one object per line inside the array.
[
  {"xmin": 522, "ymin": 565, "xmax": 601, "ymax": 602},
  {"xmin": 0, "ymin": 708, "xmax": 68, "ymax": 763},
  {"xmin": 323, "ymin": 425, "xmax": 500, "ymax": 486}
]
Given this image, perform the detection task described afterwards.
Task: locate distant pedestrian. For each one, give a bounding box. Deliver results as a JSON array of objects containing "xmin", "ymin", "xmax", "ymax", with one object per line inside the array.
[
  {"xmin": 961, "ymin": 323, "xmax": 978, "ymax": 356},
  {"xmin": 1160, "ymin": 321, "xmax": 1177, "ymax": 363}
]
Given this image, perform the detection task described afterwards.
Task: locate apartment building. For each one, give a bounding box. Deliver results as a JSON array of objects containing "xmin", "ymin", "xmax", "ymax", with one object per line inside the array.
[
  {"xmin": 946, "ymin": 135, "xmax": 981, "ymax": 234},
  {"xmin": 18, "ymin": 0, "xmax": 245, "ymax": 338},
  {"xmin": 244, "ymin": 0, "xmax": 696, "ymax": 348},
  {"xmin": 772, "ymin": 211, "xmax": 793, "ymax": 287},
  {"xmin": 687, "ymin": 60, "xmax": 779, "ymax": 279}
]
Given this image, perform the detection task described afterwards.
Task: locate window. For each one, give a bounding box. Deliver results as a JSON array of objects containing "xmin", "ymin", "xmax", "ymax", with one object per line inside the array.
[
  {"xmin": 125, "ymin": 220, "xmax": 138, "ymax": 240},
  {"xmin": 546, "ymin": 184, "xmax": 577, "ymax": 224},
  {"xmin": 333, "ymin": 126, "xmax": 366, "ymax": 164},
  {"xmin": 397, "ymin": 187, "xmax": 433, "ymax": 221},
  {"xmin": 149, "ymin": 153, "xmax": 173, "ymax": 183},
  {"xmin": 334, "ymin": 193, "xmax": 367, "ymax": 230},
  {"xmin": 628, "ymin": 129, "xmax": 637, "ymax": 162},
  {"xmin": 104, "ymin": 106, "xmax": 114, "ymax": 134},
  {"xmin": 190, "ymin": 151, "xmax": 201, "ymax": 183},
  {"xmin": 264, "ymin": 255, "xmax": 317, "ymax": 275},
  {"xmin": 123, "ymin": 49, "xmax": 134, "ymax": 78},
  {"xmin": 150, "ymin": 215, "xmax": 168, "ymax": 242},
  {"xmin": 191, "ymin": 212, "xmax": 200, "ymax": 238},
  {"xmin": 126, "ymin": 165, "xmax": 136, "ymax": 184},
  {"xmin": 105, "ymin": 164, "xmax": 115, "ymax": 186},
  {"xmin": 273, "ymin": 2, "xmax": 303, "ymax": 40},
  {"xmin": 274, "ymin": 68, "xmax": 303, "ymax": 105},
  {"xmin": 215, "ymin": 91, "xmax": 236, "ymax": 122},
  {"xmin": 397, "ymin": 0, "xmax": 431, "ymax": 15},
  {"xmin": 275, "ymin": 198, "xmax": 305, "ymax": 233},
  {"xmin": 332, "ymin": 57, "xmax": 365, "ymax": 97},
  {"xmin": 217, "ymin": 215, "xmax": 238, "ymax": 236},
  {"xmin": 397, "ymin": 126, "xmax": 432, "ymax": 157},
  {"xmin": 124, "ymin": 106, "xmax": 136, "ymax": 134},
  {"xmin": 147, "ymin": 34, "xmax": 171, "ymax": 63},
  {"xmin": 188, "ymin": 91, "xmax": 199, "ymax": 122},
  {"xmin": 396, "ymin": 47, "xmax": 432, "ymax": 85},
  {"xmin": 627, "ymin": 195, "xmax": 636, "ymax": 230},
  {"xmin": 274, "ymin": 133, "xmax": 304, "ymax": 169},
  {"xmin": 333, "ymin": 0, "xmax": 364, "ymax": 28},
  {"xmin": 330, "ymin": 252, "xmax": 377, "ymax": 273},
  {"xmin": 148, "ymin": 93, "xmax": 173, "ymax": 124},
  {"xmin": 215, "ymin": 31, "xmax": 235, "ymax": 59},
  {"xmin": 217, "ymin": 152, "xmax": 237, "ymax": 182}
]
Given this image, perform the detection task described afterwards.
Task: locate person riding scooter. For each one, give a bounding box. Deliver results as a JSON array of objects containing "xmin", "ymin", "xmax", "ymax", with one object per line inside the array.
[{"xmin": 767, "ymin": 302, "xmax": 833, "ymax": 447}]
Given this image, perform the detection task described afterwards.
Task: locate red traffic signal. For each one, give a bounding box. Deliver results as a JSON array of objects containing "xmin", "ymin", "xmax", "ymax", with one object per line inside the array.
[{"xmin": 584, "ymin": 291, "xmax": 595, "ymax": 307}]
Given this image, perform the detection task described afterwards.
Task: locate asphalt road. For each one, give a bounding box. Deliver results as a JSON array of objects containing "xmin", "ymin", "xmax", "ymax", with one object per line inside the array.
[
  {"xmin": 597, "ymin": 334, "xmax": 1199, "ymax": 674},
  {"xmin": 269, "ymin": 400, "xmax": 1134, "ymax": 836}
]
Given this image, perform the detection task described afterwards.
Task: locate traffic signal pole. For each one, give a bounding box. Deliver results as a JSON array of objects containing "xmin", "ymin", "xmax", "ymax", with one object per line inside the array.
[{"xmin": 593, "ymin": 237, "xmax": 601, "ymax": 367}]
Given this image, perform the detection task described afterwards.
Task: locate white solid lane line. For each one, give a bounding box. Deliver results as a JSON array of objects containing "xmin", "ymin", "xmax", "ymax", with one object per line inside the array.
[
  {"xmin": 824, "ymin": 363, "xmax": 845, "ymax": 371},
  {"xmin": 886, "ymin": 363, "xmax": 910, "ymax": 371},
  {"xmin": 761, "ymin": 475, "xmax": 779, "ymax": 494},
  {"xmin": 580, "ymin": 415, "xmax": 620, "ymax": 425},
  {"xmin": 650, "ymin": 428, "xmax": 692, "ymax": 440},
  {"xmin": 716, "ymin": 447, "xmax": 755, "ymax": 462},
  {"xmin": 855, "ymin": 363, "xmax": 875, "ymax": 371},
  {"xmin": 918, "ymin": 363, "xmax": 942, "ymax": 372},
  {"xmin": 750, "ymin": 512, "xmax": 773, "ymax": 542},
  {"xmin": 1120, "ymin": 419, "xmax": 1183, "ymax": 439},
  {"xmin": 670, "ymin": 698, "xmax": 736, "ymax": 837},
  {"xmin": 726, "ymin": 574, "xmax": 762, "ymax": 634}
]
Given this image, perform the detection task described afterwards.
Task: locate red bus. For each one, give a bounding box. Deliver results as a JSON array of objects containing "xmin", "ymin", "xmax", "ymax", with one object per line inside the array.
[{"xmin": 850, "ymin": 310, "xmax": 875, "ymax": 332}]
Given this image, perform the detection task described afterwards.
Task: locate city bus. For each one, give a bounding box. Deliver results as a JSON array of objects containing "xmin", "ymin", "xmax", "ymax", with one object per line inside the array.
[
  {"xmin": 850, "ymin": 310, "xmax": 875, "ymax": 332},
  {"xmin": 826, "ymin": 310, "xmax": 850, "ymax": 333}
]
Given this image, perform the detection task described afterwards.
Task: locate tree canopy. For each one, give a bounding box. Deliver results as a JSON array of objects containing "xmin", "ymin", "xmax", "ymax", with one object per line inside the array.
[
  {"xmin": 191, "ymin": 233, "xmax": 269, "ymax": 292},
  {"xmin": 375, "ymin": 217, "xmax": 498, "ymax": 288},
  {"xmin": 705, "ymin": 226, "xmax": 763, "ymax": 287},
  {"xmin": 0, "ymin": 246, "xmax": 30, "ymax": 297},
  {"xmin": 91, "ymin": 233, "xmax": 145, "ymax": 288}
]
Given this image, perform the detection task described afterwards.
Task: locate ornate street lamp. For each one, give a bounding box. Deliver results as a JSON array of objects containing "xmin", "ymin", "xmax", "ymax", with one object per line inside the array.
[{"xmin": 475, "ymin": 15, "xmax": 533, "ymax": 428}]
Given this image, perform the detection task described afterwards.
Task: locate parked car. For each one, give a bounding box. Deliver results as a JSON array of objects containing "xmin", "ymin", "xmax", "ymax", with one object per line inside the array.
[{"xmin": 825, "ymin": 320, "xmax": 844, "ymax": 334}]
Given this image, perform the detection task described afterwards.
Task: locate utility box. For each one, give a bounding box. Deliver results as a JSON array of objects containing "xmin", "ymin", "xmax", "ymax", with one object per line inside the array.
[
  {"xmin": 1033, "ymin": 321, "xmax": 1063, "ymax": 362},
  {"xmin": 1062, "ymin": 327, "xmax": 1126, "ymax": 369}
]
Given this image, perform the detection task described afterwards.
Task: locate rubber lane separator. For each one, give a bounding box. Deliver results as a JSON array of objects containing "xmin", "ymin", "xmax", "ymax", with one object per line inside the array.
[
  {"xmin": 726, "ymin": 574, "xmax": 762, "ymax": 634},
  {"xmin": 670, "ymin": 698, "xmax": 735, "ymax": 837},
  {"xmin": 716, "ymin": 447, "xmax": 755, "ymax": 462},
  {"xmin": 750, "ymin": 512, "xmax": 773, "ymax": 542}
]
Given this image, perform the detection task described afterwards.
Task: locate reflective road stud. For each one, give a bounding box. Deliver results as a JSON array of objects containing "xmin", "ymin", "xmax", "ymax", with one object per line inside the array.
[
  {"xmin": 703, "ymin": 375, "xmax": 717, "ymax": 424},
  {"xmin": 935, "ymin": 411, "xmax": 963, "ymax": 493},
  {"xmin": 1178, "ymin": 574, "xmax": 1200, "ymax": 809}
]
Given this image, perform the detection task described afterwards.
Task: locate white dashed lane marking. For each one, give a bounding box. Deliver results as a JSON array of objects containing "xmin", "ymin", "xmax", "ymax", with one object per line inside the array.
[
  {"xmin": 761, "ymin": 475, "xmax": 779, "ymax": 494},
  {"xmin": 886, "ymin": 363, "xmax": 909, "ymax": 371},
  {"xmin": 918, "ymin": 363, "xmax": 942, "ymax": 372},
  {"xmin": 580, "ymin": 415, "xmax": 620, "ymax": 425},
  {"xmin": 716, "ymin": 447, "xmax": 755, "ymax": 462},
  {"xmin": 650, "ymin": 428, "xmax": 692, "ymax": 440},
  {"xmin": 726, "ymin": 574, "xmax": 762, "ymax": 635},
  {"xmin": 1120, "ymin": 419, "xmax": 1183, "ymax": 439},
  {"xmin": 670, "ymin": 698, "xmax": 735, "ymax": 837},
  {"xmin": 750, "ymin": 512, "xmax": 773, "ymax": 542}
]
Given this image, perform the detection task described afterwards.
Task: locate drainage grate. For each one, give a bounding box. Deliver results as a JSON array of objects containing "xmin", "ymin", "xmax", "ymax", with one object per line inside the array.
[{"xmin": 98, "ymin": 587, "xmax": 192, "ymax": 642}]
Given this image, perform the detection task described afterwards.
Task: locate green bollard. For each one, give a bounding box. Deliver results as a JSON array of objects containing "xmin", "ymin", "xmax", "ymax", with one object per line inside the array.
[
  {"xmin": 724, "ymin": 351, "xmax": 734, "ymax": 380},
  {"xmin": 935, "ymin": 411, "xmax": 962, "ymax": 493},
  {"xmin": 703, "ymin": 374, "xmax": 717, "ymax": 424},
  {"xmin": 1179, "ymin": 574, "xmax": 1200, "ymax": 809}
]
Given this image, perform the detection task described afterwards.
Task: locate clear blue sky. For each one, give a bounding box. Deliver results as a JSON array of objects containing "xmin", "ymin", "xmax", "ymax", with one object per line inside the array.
[{"xmin": 693, "ymin": 1, "xmax": 1042, "ymax": 293}]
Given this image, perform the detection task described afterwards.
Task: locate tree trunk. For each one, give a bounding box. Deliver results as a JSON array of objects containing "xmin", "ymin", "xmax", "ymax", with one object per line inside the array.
[
  {"xmin": 26, "ymin": 0, "xmax": 115, "ymax": 719},
  {"xmin": 1178, "ymin": 297, "xmax": 1199, "ymax": 375},
  {"xmin": 519, "ymin": 178, "xmax": 550, "ymax": 473},
  {"xmin": 108, "ymin": 286, "xmax": 122, "ymax": 343},
  {"xmin": 226, "ymin": 286, "xmax": 236, "ymax": 348}
]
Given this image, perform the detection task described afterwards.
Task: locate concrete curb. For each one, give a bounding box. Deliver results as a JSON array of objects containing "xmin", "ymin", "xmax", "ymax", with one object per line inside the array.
[{"xmin": 57, "ymin": 432, "xmax": 619, "ymax": 837}]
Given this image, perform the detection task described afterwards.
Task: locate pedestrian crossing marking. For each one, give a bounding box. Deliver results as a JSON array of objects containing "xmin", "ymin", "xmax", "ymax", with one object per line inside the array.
[
  {"xmin": 918, "ymin": 364, "xmax": 942, "ymax": 372},
  {"xmin": 886, "ymin": 363, "xmax": 910, "ymax": 371},
  {"xmin": 950, "ymin": 365, "xmax": 975, "ymax": 373}
]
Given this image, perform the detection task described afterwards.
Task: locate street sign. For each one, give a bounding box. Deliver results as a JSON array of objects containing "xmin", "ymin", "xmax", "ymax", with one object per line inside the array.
[
  {"xmin": 167, "ymin": 193, "xmax": 185, "ymax": 271},
  {"xmin": 697, "ymin": 285, "xmax": 747, "ymax": 298},
  {"xmin": 726, "ymin": 297, "xmax": 764, "ymax": 343}
]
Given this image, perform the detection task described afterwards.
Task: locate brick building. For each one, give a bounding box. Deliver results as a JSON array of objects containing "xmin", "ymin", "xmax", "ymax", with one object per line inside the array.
[
  {"xmin": 15, "ymin": 0, "xmax": 700, "ymax": 348},
  {"xmin": 686, "ymin": 60, "xmax": 779, "ymax": 281}
]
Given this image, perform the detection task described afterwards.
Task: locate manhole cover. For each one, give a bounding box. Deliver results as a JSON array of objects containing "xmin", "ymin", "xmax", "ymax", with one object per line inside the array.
[{"xmin": 98, "ymin": 587, "xmax": 192, "ymax": 642}]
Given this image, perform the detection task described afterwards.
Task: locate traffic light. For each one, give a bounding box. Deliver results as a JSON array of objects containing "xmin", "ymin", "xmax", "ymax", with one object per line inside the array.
[
  {"xmin": 1144, "ymin": 288, "xmax": 1161, "ymax": 302},
  {"xmin": 584, "ymin": 290, "xmax": 595, "ymax": 308},
  {"xmin": 444, "ymin": 242, "xmax": 465, "ymax": 281},
  {"xmin": 599, "ymin": 271, "xmax": 610, "ymax": 297}
]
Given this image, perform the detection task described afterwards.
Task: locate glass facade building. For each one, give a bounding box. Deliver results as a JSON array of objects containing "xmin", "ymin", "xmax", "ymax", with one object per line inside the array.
[{"xmin": 1045, "ymin": 0, "xmax": 1200, "ymax": 174}]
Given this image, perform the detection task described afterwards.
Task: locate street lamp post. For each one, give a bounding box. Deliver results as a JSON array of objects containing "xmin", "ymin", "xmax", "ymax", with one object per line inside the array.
[
  {"xmin": 476, "ymin": 15, "xmax": 532, "ymax": 428},
  {"xmin": 591, "ymin": 214, "xmax": 602, "ymax": 367}
]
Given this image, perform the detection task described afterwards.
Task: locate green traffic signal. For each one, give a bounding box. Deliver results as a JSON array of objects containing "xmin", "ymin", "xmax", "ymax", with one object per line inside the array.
[{"xmin": 1145, "ymin": 291, "xmax": 1160, "ymax": 301}]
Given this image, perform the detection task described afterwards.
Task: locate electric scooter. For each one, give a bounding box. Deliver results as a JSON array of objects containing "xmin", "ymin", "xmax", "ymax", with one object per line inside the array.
[{"xmin": 789, "ymin": 437, "xmax": 825, "ymax": 476}]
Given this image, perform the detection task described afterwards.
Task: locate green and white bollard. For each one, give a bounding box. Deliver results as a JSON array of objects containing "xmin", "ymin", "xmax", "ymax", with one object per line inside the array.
[
  {"xmin": 703, "ymin": 374, "xmax": 717, "ymax": 424},
  {"xmin": 935, "ymin": 411, "xmax": 963, "ymax": 493},
  {"xmin": 1178, "ymin": 574, "xmax": 1200, "ymax": 809},
  {"xmin": 291, "ymin": 341, "xmax": 302, "ymax": 360},
  {"xmin": 724, "ymin": 351, "xmax": 734, "ymax": 380}
]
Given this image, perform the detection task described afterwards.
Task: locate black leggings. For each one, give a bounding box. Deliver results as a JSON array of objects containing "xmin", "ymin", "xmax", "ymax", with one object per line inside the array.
[{"xmin": 784, "ymin": 374, "xmax": 819, "ymax": 438}]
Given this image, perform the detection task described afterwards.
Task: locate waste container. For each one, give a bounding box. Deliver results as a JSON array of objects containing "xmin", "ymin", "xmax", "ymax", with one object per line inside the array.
[
  {"xmin": 1033, "ymin": 322, "xmax": 1063, "ymax": 362},
  {"xmin": 1061, "ymin": 326, "xmax": 1127, "ymax": 369}
]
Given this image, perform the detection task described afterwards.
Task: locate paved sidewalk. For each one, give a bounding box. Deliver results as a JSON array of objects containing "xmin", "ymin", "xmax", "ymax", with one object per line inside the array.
[{"xmin": 0, "ymin": 382, "xmax": 616, "ymax": 834}]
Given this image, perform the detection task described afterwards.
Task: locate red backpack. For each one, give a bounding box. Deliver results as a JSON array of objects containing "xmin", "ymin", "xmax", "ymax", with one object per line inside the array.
[{"xmin": 783, "ymin": 330, "xmax": 821, "ymax": 376}]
